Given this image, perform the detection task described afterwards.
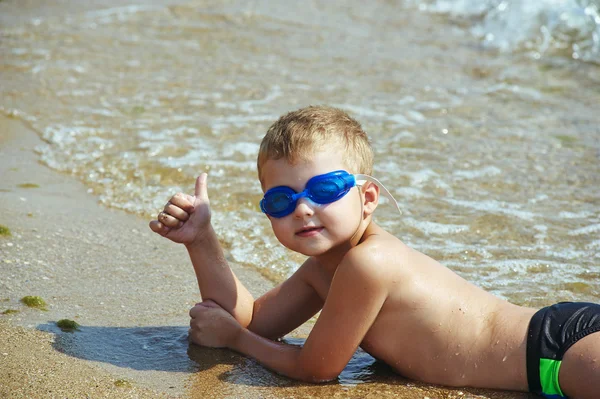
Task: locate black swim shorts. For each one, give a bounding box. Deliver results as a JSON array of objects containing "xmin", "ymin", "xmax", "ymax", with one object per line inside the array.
[{"xmin": 526, "ymin": 301, "xmax": 600, "ymax": 399}]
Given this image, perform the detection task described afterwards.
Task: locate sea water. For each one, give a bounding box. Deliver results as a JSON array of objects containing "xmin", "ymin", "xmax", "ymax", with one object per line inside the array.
[{"xmin": 1, "ymin": 0, "xmax": 598, "ymax": 305}]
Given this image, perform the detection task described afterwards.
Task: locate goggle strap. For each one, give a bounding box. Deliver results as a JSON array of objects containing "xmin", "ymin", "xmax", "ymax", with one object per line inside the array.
[{"xmin": 354, "ymin": 174, "xmax": 402, "ymax": 216}]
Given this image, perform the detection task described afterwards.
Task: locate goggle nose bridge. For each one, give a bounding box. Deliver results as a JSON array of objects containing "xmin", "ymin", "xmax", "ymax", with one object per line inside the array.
[{"xmin": 289, "ymin": 189, "xmax": 317, "ymax": 208}]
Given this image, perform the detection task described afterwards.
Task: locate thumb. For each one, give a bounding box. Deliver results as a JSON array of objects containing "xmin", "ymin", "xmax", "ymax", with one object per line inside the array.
[{"xmin": 194, "ymin": 173, "xmax": 209, "ymax": 201}]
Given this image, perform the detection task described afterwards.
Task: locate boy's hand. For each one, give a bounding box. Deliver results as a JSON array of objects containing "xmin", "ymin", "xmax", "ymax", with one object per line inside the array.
[
  {"xmin": 188, "ymin": 300, "xmax": 242, "ymax": 348},
  {"xmin": 149, "ymin": 173, "xmax": 212, "ymax": 246}
]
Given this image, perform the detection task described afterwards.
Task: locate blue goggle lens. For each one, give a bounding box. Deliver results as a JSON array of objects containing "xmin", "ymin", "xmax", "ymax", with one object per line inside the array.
[
  {"xmin": 263, "ymin": 191, "xmax": 293, "ymax": 214},
  {"xmin": 310, "ymin": 179, "xmax": 345, "ymax": 202}
]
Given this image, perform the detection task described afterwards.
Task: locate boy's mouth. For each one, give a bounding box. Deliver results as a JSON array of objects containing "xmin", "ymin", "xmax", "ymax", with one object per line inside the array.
[{"xmin": 296, "ymin": 226, "xmax": 323, "ymax": 237}]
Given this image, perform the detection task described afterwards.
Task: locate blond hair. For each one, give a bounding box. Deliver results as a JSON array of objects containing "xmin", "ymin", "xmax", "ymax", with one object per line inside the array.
[{"xmin": 257, "ymin": 106, "xmax": 373, "ymax": 182}]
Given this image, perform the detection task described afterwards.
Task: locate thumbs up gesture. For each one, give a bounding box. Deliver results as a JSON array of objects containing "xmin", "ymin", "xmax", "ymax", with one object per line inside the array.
[{"xmin": 149, "ymin": 173, "xmax": 213, "ymax": 246}]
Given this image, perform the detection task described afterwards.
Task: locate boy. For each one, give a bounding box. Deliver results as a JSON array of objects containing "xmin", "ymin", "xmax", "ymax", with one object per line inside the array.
[{"xmin": 149, "ymin": 106, "xmax": 600, "ymax": 399}]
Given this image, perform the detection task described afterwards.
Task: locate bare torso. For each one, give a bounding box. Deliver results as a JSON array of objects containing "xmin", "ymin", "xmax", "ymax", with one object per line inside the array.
[{"xmin": 307, "ymin": 222, "xmax": 537, "ymax": 391}]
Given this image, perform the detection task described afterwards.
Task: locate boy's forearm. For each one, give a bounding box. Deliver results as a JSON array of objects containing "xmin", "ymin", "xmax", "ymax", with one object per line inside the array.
[
  {"xmin": 186, "ymin": 225, "xmax": 254, "ymax": 327},
  {"xmin": 232, "ymin": 328, "xmax": 314, "ymax": 382},
  {"xmin": 231, "ymin": 328, "xmax": 336, "ymax": 383}
]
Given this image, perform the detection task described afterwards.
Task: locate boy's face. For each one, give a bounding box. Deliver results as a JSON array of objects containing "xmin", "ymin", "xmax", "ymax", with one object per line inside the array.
[{"xmin": 261, "ymin": 148, "xmax": 364, "ymax": 257}]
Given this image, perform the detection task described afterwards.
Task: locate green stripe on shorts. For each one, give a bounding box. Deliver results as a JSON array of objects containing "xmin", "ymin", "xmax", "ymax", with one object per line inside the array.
[{"xmin": 539, "ymin": 358, "xmax": 564, "ymax": 397}]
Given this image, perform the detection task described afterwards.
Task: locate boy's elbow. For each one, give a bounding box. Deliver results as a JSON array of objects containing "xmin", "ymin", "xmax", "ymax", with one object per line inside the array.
[
  {"xmin": 202, "ymin": 298, "xmax": 253, "ymax": 328},
  {"xmin": 228, "ymin": 298, "xmax": 254, "ymax": 328},
  {"xmin": 296, "ymin": 371, "xmax": 339, "ymax": 384},
  {"xmin": 304, "ymin": 373, "xmax": 338, "ymax": 384},
  {"xmin": 292, "ymin": 362, "xmax": 341, "ymax": 384},
  {"xmin": 231, "ymin": 309, "xmax": 252, "ymax": 329}
]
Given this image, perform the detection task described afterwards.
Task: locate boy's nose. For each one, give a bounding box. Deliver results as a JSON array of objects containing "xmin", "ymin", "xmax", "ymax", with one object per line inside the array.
[{"xmin": 293, "ymin": 197, "xmax": 315, "ymax": 218}]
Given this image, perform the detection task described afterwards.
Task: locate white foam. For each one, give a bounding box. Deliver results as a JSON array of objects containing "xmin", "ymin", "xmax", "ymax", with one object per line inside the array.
[
  {"xmin": 83, "ymin": 5, "xmax": 162, "ymax": 20},
  {"xmin": 408, "ymin": 168, "xmax": 440, "ymax": 186},
  {"xmin": 412, "ymin": 0, "xmax": 600, "ymax": 63},
  {"xmin": 222, "ymin": 142, "xmax": 261, "ymax": 158},
  {"xmin": 558, "ymin": 210, "xmax": 596, "ymax": 219},
  {"xmin": 453, "ymin": 166, "xmax": 502, "ymax": 179},
  {"xmin": 568, "ymin": 223, "xmax": 600, "ymax": 236},
  {"xmin": 446, "ymin": 198, "xmax": 536, "ymax": 221},
  {"xmin": 394, "ymin": 186, "xmax": 428, "ymax": 199},
  {"xmin": 403, "ymin": 219, "xmax": 469, "ymax": 235}
]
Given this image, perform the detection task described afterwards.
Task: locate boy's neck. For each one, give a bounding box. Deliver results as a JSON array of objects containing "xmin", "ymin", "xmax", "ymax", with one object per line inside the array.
[{"xmin": 313, "ymin": 220, "xmax": 375, "ymax": 275}]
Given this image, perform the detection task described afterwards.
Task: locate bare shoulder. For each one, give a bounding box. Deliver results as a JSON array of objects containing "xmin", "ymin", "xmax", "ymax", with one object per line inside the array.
[
  {"xmin": 339, "ymin": 225, "xmax": 406, "ymax": 281},
  {"xmin": 296, "ymin": 256, "xmax": 330, "ymax": 280},
  {"xmin": 347, "ymin": 222, "xmax": 459, "ymax": 290},
  {"xmin": 294, "ymin": 256, "xmax": 337, "ymax": 296},
  {"xmin": 351, "ymin": 223, "xmax": 412, "ymax": 261},
  {"xmin": 297, "ymin": 255, "xmax": 320, "ymax": 272}
]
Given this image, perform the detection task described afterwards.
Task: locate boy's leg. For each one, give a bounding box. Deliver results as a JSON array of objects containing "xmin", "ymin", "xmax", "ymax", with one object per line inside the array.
[{"xmin": 559, "ymin": 332, "xmax": 600, "ymax": 399}]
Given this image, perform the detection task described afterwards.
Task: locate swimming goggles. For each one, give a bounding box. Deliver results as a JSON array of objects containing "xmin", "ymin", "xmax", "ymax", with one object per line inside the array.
[{"xmin": 260, "ymin": 170, "xmax": 401, "ymax": 218}]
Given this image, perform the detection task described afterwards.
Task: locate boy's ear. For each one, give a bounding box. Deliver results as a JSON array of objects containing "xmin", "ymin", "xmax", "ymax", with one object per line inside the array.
[{"xmin": 361, "ymin": 182, "xmax": 379, "ymax": 217}]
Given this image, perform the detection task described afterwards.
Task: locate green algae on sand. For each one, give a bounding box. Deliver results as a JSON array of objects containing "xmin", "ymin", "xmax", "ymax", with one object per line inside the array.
[
  {"xmin": 114, "ymin": 379, "xmax": 132, "ymax": 388},
  {"xmin": 20, "ymin": 296, "xmax": 48, "ymax": 310},
  {"xmin": 554, "ymin": 135, "xmax": 578, "ymax": 146},
  {"xmin": 17, "ymin": 183, "xmax": 40, "ymax": 188},
  {"xmin": 2, "ymin": 309, "xmax": 19, "ymax": 315},
  {"xmin": 0, "ymin": 224, "xmax": 11, "ymax": 237},
  {"xmin": 56, "ymin": 319, "xmax": 80, "ymax": 332}
]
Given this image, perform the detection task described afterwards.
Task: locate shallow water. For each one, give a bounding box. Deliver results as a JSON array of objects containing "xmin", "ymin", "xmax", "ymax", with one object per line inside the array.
[{"xmin": 1, "ymin": 0, "xmax": 599, "ymax": 393}]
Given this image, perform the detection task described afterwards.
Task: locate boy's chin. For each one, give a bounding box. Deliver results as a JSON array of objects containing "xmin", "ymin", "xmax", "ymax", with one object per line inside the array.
[
  {"xmin": 295, "ymin": 248, "xmax": 326, "ymax": 257},
  {"xmin": 283, "ymin": 242, "xmax": 329, "ymax": 257},
  {"xmin": 290, "ymin": 243, "xmax": 345, "ymax": 258}
]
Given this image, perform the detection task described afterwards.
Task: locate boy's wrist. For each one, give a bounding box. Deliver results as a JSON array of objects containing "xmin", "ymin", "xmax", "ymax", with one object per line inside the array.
[
  {"xmin": 230, "ymin": 325, "xmax": 246, "ymax": 352},
  {"xmin": 184, "ymin": 224, "xmax": 215, "ymax": 250}
]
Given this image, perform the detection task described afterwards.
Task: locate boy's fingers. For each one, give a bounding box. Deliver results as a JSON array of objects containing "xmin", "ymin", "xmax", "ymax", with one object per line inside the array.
[
  {"xmin": 157, "ymin": 212, "xmax": 180, "ymax": 228},
  {"xmin": 169, "ymin": 193, "xmax": 195, "ymax": 213},
  {"xmin": 194, "ymin": 173, "xmax": 209, "ymax": 201},
  {"xmin": 189, "ymin": 302, "xmax": 216, "ymax": 318},
  {"xmin": 149, "ymin": 220, "xmax": 170, "ymax": 236},
  {"xmin": 163, "ymin": 202, "xmax": 190, "ymax": 221},
  {"xmin": 189, "ymin": 305, "xmax": 203, "ymax": 318}
]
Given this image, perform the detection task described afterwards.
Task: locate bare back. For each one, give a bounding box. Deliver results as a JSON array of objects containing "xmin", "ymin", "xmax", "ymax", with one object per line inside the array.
[{"xmin": 305, "ymin": 222, "xmax": 537, "ymax": 391}]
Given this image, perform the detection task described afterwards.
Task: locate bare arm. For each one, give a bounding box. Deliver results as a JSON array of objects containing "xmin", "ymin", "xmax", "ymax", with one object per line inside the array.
[
  {"xmin": 189, "ymin": 248, "xmax": 389, "ymax": 382},
  {"xmin": 149, "ymin": 173, "xmax": 254, "ymax": 326},
  {"xmin": 247, "ymin": 257, "xmax": 324, "ymax": 339},
  {"xmin": 185, "ymin": 224, "xmax": 255, "ymax": 327}
]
